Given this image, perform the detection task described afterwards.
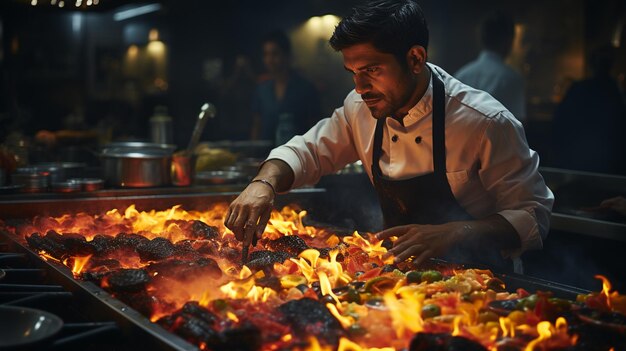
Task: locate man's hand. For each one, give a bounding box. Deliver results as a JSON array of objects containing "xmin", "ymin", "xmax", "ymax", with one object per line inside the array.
[
  {"xmin": 376, "ymin": 222, "xmax": 467, "ymax": 265},
  {"xmin": 376, "ymin": 215, "xmax": 521, "ymax": 266},
  {"xmin": 224, "ymin": 159, "xmax": 294, "ymax": 247},
  {"xmin": 225, "ymin": 181, "xmax": 274, "ymax": 248}
]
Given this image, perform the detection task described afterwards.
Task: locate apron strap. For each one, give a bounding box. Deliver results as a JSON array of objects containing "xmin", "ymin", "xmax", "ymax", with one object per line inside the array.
[
  {"xmin": 432, "ymin": 71, "xmax": 447, "ymax": 175},
  {"xmin": 372, "ymin": 118, "xmax": 385, "ymax": 176}
]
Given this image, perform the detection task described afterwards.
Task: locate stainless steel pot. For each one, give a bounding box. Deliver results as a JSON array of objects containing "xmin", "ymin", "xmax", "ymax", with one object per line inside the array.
[{"xmin": 101, "ymin": 143, "xmax": 173, "ymax": 188}]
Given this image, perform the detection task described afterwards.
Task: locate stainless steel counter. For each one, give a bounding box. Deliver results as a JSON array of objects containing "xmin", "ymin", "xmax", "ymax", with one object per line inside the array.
[{"xmin": 540, "ymin": 167, "xmax": 626, "ymax": 241}]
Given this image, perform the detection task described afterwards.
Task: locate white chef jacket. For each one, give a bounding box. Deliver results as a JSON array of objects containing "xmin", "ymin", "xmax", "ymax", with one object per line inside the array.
[
  {"xmin": 267, "ymin": 63, "xmax": 553, "ymax": 258},
  {"xmin": 455, "ymin": 50, "xmax": 526, "ymax": 122}
]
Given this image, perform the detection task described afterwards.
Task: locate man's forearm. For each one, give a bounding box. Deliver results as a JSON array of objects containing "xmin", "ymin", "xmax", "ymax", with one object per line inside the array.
[
  {"xmin": 456, "ymin": 214, "xmax": 521, "ymax": 251},
  {"xmin": 254, "ymin": 159, "xmax": 295, "ymax": 194}
]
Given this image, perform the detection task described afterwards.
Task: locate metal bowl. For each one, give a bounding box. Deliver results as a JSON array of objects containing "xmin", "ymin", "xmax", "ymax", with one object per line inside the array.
[{"xmin": 0, "ymin": 306, "xmax": 63, "ymax": 349}]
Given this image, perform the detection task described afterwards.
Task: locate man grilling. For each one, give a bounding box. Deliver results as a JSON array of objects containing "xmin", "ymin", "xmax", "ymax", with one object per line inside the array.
[{"xmin": 225, "ymin": 0, "xmax": 553, "ymax": 273}]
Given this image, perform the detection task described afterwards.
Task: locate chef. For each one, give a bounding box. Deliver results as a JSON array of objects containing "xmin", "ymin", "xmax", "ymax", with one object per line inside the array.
[{"xmin": 225, "ymin": 0, "xmax": 553, "ymax": 273}]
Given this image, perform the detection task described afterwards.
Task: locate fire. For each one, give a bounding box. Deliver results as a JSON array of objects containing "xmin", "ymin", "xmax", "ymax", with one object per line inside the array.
[
  {"xmin": 384, "ymin": 289, "xmax": 424, "ymax": 337},
  {"xmin": 343, "ymin": 231, "xmax": 389, "ymax": 260},
  {"xmin": 10, "ymin": 204, "xmax": 625, "ymax": 351},
  {"xmin": 64, "ymin": 254, "xmax": 92, "ymax": 276}
]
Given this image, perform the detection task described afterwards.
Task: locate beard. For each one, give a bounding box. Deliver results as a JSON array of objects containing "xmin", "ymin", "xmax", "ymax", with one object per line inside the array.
[{"xmin": 362, "ymin": 93, "xmax": 394, "ymax": 119}]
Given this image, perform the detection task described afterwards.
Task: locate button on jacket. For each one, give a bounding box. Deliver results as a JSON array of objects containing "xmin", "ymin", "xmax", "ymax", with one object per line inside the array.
[{"xmin": 267, "ymin": 63, "xmax": 554, "ymax": 258}]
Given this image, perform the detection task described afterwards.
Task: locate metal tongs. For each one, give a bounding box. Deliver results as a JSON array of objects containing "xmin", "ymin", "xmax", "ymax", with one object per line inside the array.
[{"xmin": 241, "ymin": 227, "xmax": 259, "ymax": 264}]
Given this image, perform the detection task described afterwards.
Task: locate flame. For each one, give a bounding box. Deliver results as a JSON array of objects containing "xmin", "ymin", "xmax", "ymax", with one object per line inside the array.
[
  {"xmin": 291, "ymin": 249, "xmax": 351, "ymax": 290},
  {"xmin": 226, "ymin": 311, "xmax": 239, "ymax": 322},
  {"xmin": 38, "ymin": 250, "xmax": 61, "ymax": 263},
  {"xmin": 342, "ymin": 232, "xmax": 388, "ymax": 259},
  {"xmin": 65, "ymin": 255, "xmax": 92, "ymax": 276},
  {"xmin": 523, "ymin": 318, "xmax": 574, "ymax": 351},
  {"xmin": 524, "ymin": 321, "xmax": 552, "ymax": 351},
  {"xmin": 383, "ymin": 289, "xmax": 424, "ymax": 337},
  {"xmin": 326, "ymin": 303, "xmax": 354, "ymax": 329},
  {"xmin": 337, "ymin": 337, "xmax": 395, "ymax": 351},
  {"xmin": 499, "ymin": 316, "xmax": 517, "ymax": 338}
]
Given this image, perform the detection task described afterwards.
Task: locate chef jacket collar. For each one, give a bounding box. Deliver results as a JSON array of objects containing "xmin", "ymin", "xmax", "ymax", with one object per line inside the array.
[{"xmin": 401, "ymin": 66, "xmax": 434, "ymax": 128}]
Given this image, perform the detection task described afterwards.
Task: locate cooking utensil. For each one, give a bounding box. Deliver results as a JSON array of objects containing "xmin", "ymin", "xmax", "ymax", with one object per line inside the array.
[
  {"xmin": 12, "ymin": 168, "xmax": 50, "ymax": 192},
  {"xmin": 101, "ymin": 149, "xmax": 172, "ymax": 188},
  {"xmin": 171, "ymin": 103, "xmax": 216, "ymax": 186},
  {"xmin": 101, "ymin": 145, "xmax": 173, "ymax": 188},
  {"xmin": 187, "ymin": 102, "xmax": 217, "ymax": 155},
  {"xmin": 0, "ymin": 306, "xmax": 63, "ymax": 349}
]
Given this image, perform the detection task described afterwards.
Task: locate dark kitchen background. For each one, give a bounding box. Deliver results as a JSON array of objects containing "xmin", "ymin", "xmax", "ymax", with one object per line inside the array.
[
  {"xmin": 1, "ymin": 0, "xmax": 624, "ymax": 153},
  {"xmin": 0, "ymin": 0, "xmax": 625, "ymax": 291}
]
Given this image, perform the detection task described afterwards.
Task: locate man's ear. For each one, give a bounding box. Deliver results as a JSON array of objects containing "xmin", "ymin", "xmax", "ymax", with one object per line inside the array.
[{"xmin": 406, "ymin": 45, "xmax": 427, "ymax": 74}]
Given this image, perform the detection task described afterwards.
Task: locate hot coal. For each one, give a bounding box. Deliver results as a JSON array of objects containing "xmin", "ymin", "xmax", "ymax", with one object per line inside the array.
[
  {"xmin": 182, "ymin": 301, "xmax": 219, "ymax": 325},
  {"xmin": 174, "ymin": 240, "xmax": 202, "ymax": 259},
  {"xmin": 266, "ymin": 236, "xmax": 309, "ymax": 256},
  {"xmin": 107, "ymin": 268, "xmax": 150, "ymax": 293},
  {"xmin": 194, "ymin": 240, "xmax": 219, "ymax": 256},
  {"xmin": 59, "ymin": 233, "xmax": 96, "ymax": 256},
  {"xmin": 159, "ymin": 302, "xmax": 223, "ymax": 347},
  {"xmin": 279, "ymin": 298, "xmax": 344, "ymax": 346},
  {"xmin": 409, "ymin": 332, "xmax": 487, "ymax": 351},
  {"xmin": 148, "ymin": 257, "xmax": 222, "ymax": 280},
  {"xmin": 190, "ymin": 220, "xmax": 219, "ymax": 240},
  {"xmin": 172, "ymin": 313, "xmax": 220, "ymax": 346},
  {"xmin": 114, "ymin": 232, "xmax": 150, "ymax": 249},
  {"xmin": 137, "ymin": 237, "xmax": 176, "ymax": 261},
  {"xmin": 246, "ymin": 250, "xmax": 291, "ymax": 270},
  {"xmin": 116, "ymin": 291, "xmax": 157, "ymax": 316},
  {"xmin": 26, "ymin": 232, "xmax": 65, "ymax": 258},
  {"xmin": 90, "ymin": 234, "xmax": 118, "ymax": 255}
]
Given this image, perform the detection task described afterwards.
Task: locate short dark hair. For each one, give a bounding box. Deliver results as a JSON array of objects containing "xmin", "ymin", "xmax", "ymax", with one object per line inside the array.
[
  {"xmin": 480, "ymin": 11, "xmax": 515, "ymax": 55},
  {"xmin": 329, "ymin": 0, "xmax": 429, "ymax": 63},
  {"xmin": 261, "ymin": 30, "xmax": 292, "ymax": 55}
]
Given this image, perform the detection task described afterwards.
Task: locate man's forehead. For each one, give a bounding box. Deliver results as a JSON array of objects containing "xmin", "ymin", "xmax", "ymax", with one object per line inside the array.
[{"xmin": 341, "ymin": 43, "xmax": 395, "ymax": 66}]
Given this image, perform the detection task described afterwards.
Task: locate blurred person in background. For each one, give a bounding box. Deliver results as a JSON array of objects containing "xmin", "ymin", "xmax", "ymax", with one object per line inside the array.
[
  {"xmin": 552, "ymin": 44, "xmax": 626, "ymax": 175},
  {"xmin": 219, "ymin": 54, "xmax": 258, "ymax": 140},
  {"xmin": 250, "ymin": 30, "xmax": 321, "ymax": 146},
  {"xmin": 455, "ymin": 11, "xmax": 526, "ymax": 123}
]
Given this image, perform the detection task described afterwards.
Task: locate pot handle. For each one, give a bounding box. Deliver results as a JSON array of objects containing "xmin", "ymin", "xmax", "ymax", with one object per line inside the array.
[{"xmin": 186, "ymin": 102, "xmax": 217, "ymax": 155}]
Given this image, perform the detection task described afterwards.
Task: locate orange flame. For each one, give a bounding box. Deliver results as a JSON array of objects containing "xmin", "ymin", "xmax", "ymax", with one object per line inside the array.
[{"xmin": 66, "ymin": 255, "xmax": 92, "ymax": 276}]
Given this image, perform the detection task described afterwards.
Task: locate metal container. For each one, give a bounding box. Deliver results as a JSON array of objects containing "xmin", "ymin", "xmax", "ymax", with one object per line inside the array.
[
  {"xmin": 32, "ymin": 162, "xmax": 87, "ymax": 183},
  {"xmin": 101, "ymin": 145, "xmax": 173, "ymax": 188},
  {"xmin": 67, "ymin": 178, "xmax": 104, "ymax": 192},
  {"xmin": 12, "ymin": 168, "xmax": 50, "ymax": 192},
  {"xmin": 51, "ymin": 180, "xmax": 82, "ymax": 193}
]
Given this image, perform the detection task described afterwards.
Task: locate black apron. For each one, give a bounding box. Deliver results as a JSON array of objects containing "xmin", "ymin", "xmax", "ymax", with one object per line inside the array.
[{"xmin": 371, "ymin": 71, "xmax": 511, "ymax": 271}]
